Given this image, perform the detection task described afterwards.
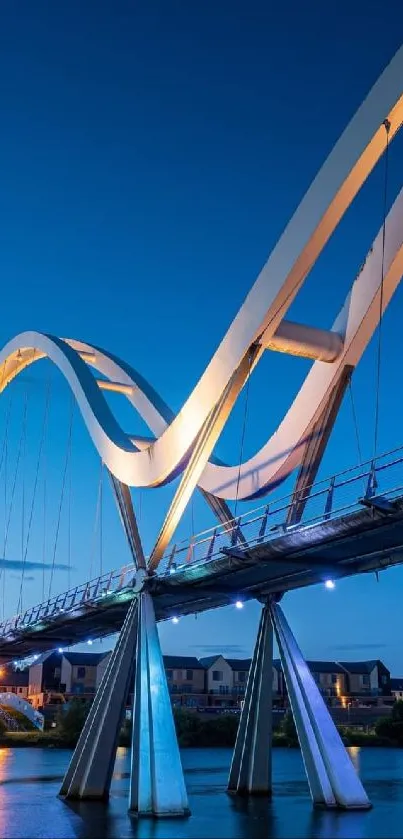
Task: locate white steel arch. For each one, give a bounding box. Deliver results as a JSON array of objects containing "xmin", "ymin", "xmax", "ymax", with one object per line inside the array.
[{"xmin": 1, "ymin": 47, "xmax": 403, "ymax": 499}]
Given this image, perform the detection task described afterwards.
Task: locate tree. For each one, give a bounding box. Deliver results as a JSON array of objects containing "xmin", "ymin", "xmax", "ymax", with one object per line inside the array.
[
  {"xmin": 375, "ymin": 706, "xmax": 403, "ymax": 745},
  {"xmin": 392, "ymin": 700, "xmax": 403, "ymax": 722},
  {"xmin": 56, "ymin": 698, "xmax": 90, "ymax": 744},
  {"xmin": 281, "ymin": 710, "xmax": 298, "ymax": 746}
]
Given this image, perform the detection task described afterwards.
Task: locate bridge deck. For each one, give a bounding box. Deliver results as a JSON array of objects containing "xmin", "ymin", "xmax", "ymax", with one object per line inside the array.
[{"xmin": 2, "ymin": 496, "xmax": 403, "ymax": 660}]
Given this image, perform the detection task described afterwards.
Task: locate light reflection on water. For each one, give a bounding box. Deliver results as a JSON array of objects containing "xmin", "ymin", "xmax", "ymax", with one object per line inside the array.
[{"xmin": 0, "ymin": 746, "xmax": 401, "ymax": 838}]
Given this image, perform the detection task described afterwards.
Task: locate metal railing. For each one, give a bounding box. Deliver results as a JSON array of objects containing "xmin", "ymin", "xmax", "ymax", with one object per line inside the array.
[
  {"xmin": 1, "ymin": 444, "xmax": 403, "ymax": 644},
  {"xmin": 156, "ymin": 445, "xmax": 403, "ymax": 575},
  {"xmin": 0, "ymin": 565, "xmax": 137, "ymax": 642}
]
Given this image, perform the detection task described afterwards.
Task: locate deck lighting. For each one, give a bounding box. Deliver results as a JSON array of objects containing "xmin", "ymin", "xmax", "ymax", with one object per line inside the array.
[{"xmin": 325, "ymin": 579, "xmax": 335, "ymax": 590}]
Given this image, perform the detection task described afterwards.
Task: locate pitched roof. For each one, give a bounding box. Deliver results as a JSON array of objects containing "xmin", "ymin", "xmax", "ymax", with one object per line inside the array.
[
  {"xmin": 63, "ymin": 652, "xmax": 109, "ymax": 666},
  {"xmin": 0, "ymin": 669, "xmax": 29, "ymax": 687},
  {"xmin": 30, "ymin": 651, "xmax": 61, "ymax": 667},
  {"xmin": 306, "ymin": 660, "xmax": 346, "ymax": 674},
  {"xmin": 390, "ymin": 678, "xmax": 403, "ymax": 691},
  {"xmin": 163, "ymin": 655, "xmax": 203, "ymax": 669},
  {"xmin": 199, "ymin": 655, "xmax": 222, "ymax": 669},
  {"xmin": 226, "ymin": 658, "xmax": 252, "ymax": 671},
  {"xmin": 338, "ymin": 660, "xmax": 378, "ymax": 674}
]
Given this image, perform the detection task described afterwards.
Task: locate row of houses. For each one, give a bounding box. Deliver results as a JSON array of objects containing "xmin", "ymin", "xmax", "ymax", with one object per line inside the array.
[
  {"xmin": 0, "ymin": 651, "xmax": 400, "ymax": 712},
  {"xmin": 165, "ymin": 655, "xmax": 394, "ymax": 709}
]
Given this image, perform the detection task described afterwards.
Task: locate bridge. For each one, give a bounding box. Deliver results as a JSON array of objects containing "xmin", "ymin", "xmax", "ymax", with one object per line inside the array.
[
  {"xmin": 1, "ymin": 44, "xmax": 403, "ymax": 819},
  {"xmin": 2, "ymin": 447, "xmax": 403, "ymax": 660}
]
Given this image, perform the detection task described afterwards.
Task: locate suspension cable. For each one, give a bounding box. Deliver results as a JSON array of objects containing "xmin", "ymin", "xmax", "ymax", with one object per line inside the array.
[
  {"xmin": 373, "ymin": 119, "xmax": 391, "ymax": 459},
  {"xmin": 234, "ymin": 348, "xmax": 253, "ymax": 518},
  {"xmin": 0, "ymin": 368, "xmax": 12, "ymax": 479},
  {"xmin": 191, "ymin": 496, "xmax": 195, "ymax": 539},
  {"xmin": 89, "ymin": 458, "xmax": 103, "ymax": 580},
  {"xmin": 17, "ymin": 374, "xmax": 52, "ymax": 612},
  {"xmin": 42, "ymin": 370, "xmax": 52, "ymax": 602},
  {"xmin": 67, "ymin": 410, "xmax": 73, "ymax": 590},
  {"xmin": 0, "ymin": 362, "xmax": 10, "ymax": 621},
  {"xmin": 3, "ymin": 385, "xmax": 29, "ymax": 557},
  {"xmin": 48, "ymin": 392, "xmax": 74, "ymax": 598},
  {"xmin": 348, "ymin": 380, "xmax": 363, "ymax": 465},
  {"xmin": 99, "ymin": 461, "xmax": 103, "ymax": 577}
]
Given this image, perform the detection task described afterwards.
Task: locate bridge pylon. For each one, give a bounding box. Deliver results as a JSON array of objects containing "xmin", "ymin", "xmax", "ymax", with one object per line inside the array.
[
  {"xmin": 60, "ymin": 576, "xmax": 189, "ymax": 817},
  {"xmin": 228, "ymin": 598, "xmax": 371, "ymax": 810},
  {"xmin": 228, "ymin": 602, "xmax": 273, "ymax": 795}
]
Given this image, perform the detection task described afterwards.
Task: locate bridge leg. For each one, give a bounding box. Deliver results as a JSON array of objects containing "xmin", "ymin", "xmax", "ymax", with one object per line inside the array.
[
  {"xmin": 129, "ymin": 590, "xmax": 189, "ymax": 817},
  {"xmin": 60, "ymin": 597, "xmax": 139, "ymax": 800},
  {"xmin": 269, "ymin": 599, "xmax": 370, "ymax": 810},
  {"xmin": 227, "ymin": 603, "xmax": 273, "ymax": 795}
]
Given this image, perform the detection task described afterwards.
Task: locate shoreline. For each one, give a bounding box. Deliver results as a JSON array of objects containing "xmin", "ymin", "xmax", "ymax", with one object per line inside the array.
[{"xmin": 0, "ymin": 730, "xmax": 395, "ymax": 750}]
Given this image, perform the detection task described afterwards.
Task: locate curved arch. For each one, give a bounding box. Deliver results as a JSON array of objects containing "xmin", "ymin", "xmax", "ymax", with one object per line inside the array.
[{"xmin": 1, "ymin": 48, "xmax": 403, "ymax": 498}]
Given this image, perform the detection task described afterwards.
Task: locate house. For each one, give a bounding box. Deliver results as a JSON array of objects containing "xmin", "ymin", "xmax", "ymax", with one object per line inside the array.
[
  {"xmin": 307, "ymin": 661, "xmax": 348, "ymax": 701},
  {"xmin": 164, "ymin": 656, "xmax": 205, "ymax": 706},
  {"xmin": 199, "ymin": 655, "xmax": 234, "ymax": 705},
  {"xmin": 199, "ymin": 655, "xmax": 282, "ymax": 706},
  {"xmin": 29, "ymin": 651, "xmax": 63, "ymax": 708},
  {"xmin": 60, "ymin": 652, "xmax": 111, "ymax": 697},
  {"xmin": 390, "ymin": 678, "xmax": 403, "ymax": 701},
  {"xmin": 29, "ymin": 650, "xmax": 111, "ymax": 709},
  {"xmin": 0, "ymin": 666, "xmax": 29, "ymax": 699},
  {"xmin": 338, "ymin": 660, "xmax": 391, "ymax": 699},
  {"xmin": 226, "ymin": 659, "xmax": 251, "ymax": 697}
]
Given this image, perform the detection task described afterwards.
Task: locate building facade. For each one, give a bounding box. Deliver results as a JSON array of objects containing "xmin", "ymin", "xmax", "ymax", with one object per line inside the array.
[
  {"xmin": 60, "ymin": 652, "xmax": 111, "ymax": 696},
  {"xmin": 307, "ymin": 661, "xmax": 348, "ymax": 700},
  {"xmin": 25, "ymin": 648, "xmax": 398, "ymax": 715},
  {"xmin": 390, "ymin": 678, "xmax": 403, "ymax": 701},
  {"xmin": 0, "ymin": 666, "xmax": 29, "ymax": 698},
  {"xmin": 164, "ymin": 656, "xmax": 206, "ymax": 706},
  {"xmin": 29, "ymin": 650, "xmax": 110, "ymax": 709},
  {"xmin": 338, "ymin": 660, "xmax": 391, "ymax": 700}
]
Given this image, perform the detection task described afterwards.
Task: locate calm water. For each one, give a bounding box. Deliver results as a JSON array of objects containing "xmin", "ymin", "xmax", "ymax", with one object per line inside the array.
[{"xmin": 0, "ymin": 746, "xmax": 402, "ymax": 838}]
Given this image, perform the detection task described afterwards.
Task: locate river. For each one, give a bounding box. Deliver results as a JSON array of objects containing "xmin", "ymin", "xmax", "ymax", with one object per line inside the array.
[{"xmin": 0, "ymin": 746, "xmax": 402, "ymax": 837}]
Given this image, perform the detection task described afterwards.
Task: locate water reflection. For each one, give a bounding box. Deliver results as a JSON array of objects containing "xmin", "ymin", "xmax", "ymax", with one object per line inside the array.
[
  {"xmin": 230, "ymin": 795, "xmax": 278, "ymax": 838},
  {"xmin": 348, "ymin": 745, "xmax": 361, "ymax": 773},
  {"xmin": 308, "ymin": 809, "xmax": 368, "ymax": 839},
  {"xmin": 0, "ymin": 747, "xmax": 403, "ymax": 838}
]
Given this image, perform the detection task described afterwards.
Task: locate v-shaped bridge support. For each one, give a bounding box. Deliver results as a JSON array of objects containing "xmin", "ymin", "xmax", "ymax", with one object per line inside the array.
[
  {"xmin": 228, "ymin": 598, "xmax": 370, "ymax": 810},
  {"xmin": 60, "ymin": 584, "xmax": 189, "ymax": 817}
]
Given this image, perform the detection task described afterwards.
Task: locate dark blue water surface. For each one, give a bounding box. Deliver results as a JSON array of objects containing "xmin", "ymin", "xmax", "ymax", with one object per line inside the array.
[{"xmin": 0, "ymin": 746, "xmax": 402, "ymax": 838}]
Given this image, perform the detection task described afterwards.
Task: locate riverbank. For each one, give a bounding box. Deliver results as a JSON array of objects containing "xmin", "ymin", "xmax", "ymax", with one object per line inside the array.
[
  {"xmin": 2, "ymin": 701, "xmax": 400, "ymax": 749},
  {"xmin": 0, "ymin": 721, "xmax": 393, "ymax": 750}
]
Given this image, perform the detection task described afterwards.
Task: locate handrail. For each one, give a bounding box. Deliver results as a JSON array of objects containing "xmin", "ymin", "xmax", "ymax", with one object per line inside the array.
[{"xmin": 1, "ymin": 444, "xmax": 403, "ymax": 640}]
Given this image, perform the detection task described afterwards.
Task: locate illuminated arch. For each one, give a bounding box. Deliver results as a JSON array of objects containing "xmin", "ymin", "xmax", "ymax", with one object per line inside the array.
[{"xmin": 2, "ymin": 47, "xmax": 403, "ymax": 499}]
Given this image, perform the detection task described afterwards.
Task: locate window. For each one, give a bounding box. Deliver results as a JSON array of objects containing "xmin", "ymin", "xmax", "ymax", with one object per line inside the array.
[
  {"xmin": 77, "ymin": 667, "xmax": 86, "ymax": 679},
  {"xmin": 238, "ymin": 672, "xmax": 246, "ymax": 683},
  {"xmin": 212, "ymin": 670, "xmax": 223, "ymax": 682},
  {"xmin": 186, "ymin": 670, "xmax": 193, "ymax": 681},
  {"xmin": 331, "ymin": 674, "xmax": 338, "ymax": 684},
  {"xmin": 362, "ymin": 674, "xmax": 370, "ymax": 686},
  {"xmin": 166, "ymin": 670, "xmax": 173, "ymax": 680},
  {"xmin": 381, "ymin": 675, "xmax": 388, "ymax": 685},
  {"xmin": 18, "ymin": 687, "xmax": 23, "ymax": 693}
]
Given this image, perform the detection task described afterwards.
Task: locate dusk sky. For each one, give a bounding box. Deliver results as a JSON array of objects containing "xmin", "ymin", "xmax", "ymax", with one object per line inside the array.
[{"xmin": 1, "ymin": 1, "xmax": 403, "ymax": 671}]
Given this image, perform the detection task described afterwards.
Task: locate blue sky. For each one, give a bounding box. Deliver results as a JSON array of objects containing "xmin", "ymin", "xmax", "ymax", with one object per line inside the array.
[{"xmin": 1, "ymin": 1, "xmax": 403, "ymax": 670}]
